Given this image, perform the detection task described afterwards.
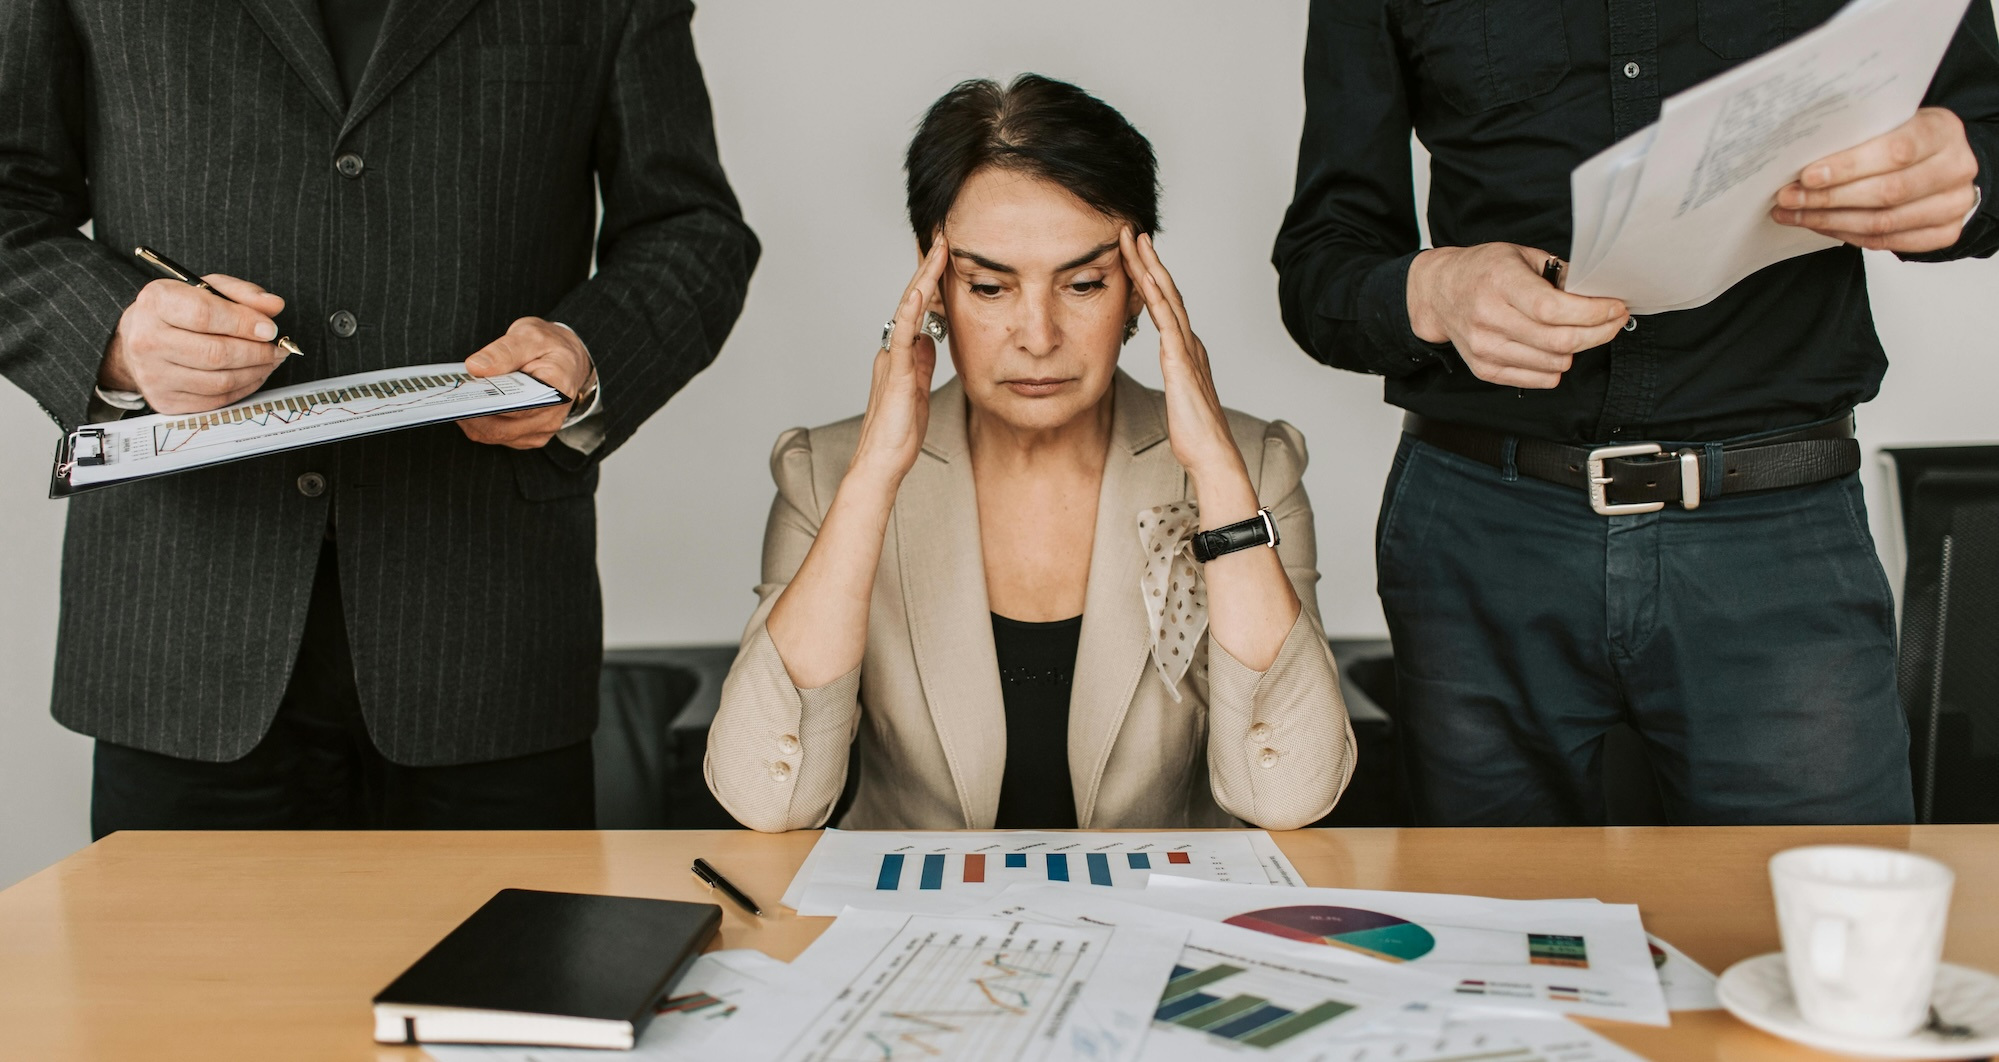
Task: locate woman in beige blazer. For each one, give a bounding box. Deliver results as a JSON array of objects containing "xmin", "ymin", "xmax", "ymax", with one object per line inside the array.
[{"xmin": 707, "ymin": 75, "xmax": 1353, "ymax": 833}]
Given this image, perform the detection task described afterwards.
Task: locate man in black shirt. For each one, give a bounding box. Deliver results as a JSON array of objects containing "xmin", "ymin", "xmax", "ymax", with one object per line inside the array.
[{"xmin": 1276, "ymin": 0, "xmax": 1999, "ymax": 825}]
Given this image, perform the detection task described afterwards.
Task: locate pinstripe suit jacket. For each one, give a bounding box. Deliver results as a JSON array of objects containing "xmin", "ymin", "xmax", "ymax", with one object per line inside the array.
[
  {"xmin": 0, "ymin": 0, "xmax": 757, "ymax": 764},
  {"xmin": 706, "ymin": 373, "xmax": 1357, "ymax": 832}
]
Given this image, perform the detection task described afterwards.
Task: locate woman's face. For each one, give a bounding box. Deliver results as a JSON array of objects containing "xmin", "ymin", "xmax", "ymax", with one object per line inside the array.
[{"xmin": 930, "ymin": 167, "xmax": 1142, "ymax": 434}]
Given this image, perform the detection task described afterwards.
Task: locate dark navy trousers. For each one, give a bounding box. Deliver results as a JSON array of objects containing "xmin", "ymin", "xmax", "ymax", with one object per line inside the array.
[{"xmin": 1376, "ymin": 433, "xmax": 1914, "ymax": 826}]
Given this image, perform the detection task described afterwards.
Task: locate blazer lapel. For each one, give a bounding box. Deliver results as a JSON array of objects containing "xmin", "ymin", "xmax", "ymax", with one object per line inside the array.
[
  {"xmin": 236, "ymin": 0, "xmax": 346, "ymax": 121},
  {"xmin": 1069, "ymin": 371, "xmax": 1181, "ymax": 826},
  {"xmin": 895, "ymin": 377, "xmax": 1007, "ymax": 828},
  {"xmin": 338, "ymin": 0, "xmax": 487, "ymax": 139}
]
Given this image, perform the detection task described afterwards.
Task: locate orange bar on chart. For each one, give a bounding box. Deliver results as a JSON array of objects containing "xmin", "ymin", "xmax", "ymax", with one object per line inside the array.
[
  {"xmin": 1167, "ymin": 851, "xmax": 1191, "ymax": 864},
  {"xmin": 964, "ymin": 854, "xmax": 986, "ymax": 883}
]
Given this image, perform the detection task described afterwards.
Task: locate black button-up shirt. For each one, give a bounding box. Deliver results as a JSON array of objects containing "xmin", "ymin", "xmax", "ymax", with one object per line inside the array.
[{"xmin": 1275, "ymin": 0, "xmax": 1999, "ymax": 444}]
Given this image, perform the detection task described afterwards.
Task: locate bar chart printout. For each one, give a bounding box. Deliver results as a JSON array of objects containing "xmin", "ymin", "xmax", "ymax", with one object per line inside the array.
[{"xmin": 784, "ymin": 830, "xmax": 1296, "ymax": 916}]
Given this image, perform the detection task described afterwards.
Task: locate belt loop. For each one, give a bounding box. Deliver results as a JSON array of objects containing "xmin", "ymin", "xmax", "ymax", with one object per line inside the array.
[
  {"xmin": 1500, "ymin": 436, "xmax": 1520, "ymax": 483},
  {"xmin": 1703, "ymin": 440, "xmax": 1725, "ymax": 498}
]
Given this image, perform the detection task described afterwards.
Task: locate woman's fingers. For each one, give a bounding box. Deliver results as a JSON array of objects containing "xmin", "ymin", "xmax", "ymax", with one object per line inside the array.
[{"xmin": 1136, "ymin": 232, "xmax": 1194, "ymax": 339}]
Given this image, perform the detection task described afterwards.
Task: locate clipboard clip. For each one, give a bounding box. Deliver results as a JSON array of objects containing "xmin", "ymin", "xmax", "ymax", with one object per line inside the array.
[{"xmin": 58, "ymin": 427, "xmax": 106, "ymax": 476}]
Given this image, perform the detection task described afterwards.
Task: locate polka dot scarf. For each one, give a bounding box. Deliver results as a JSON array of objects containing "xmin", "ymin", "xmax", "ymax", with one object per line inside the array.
[{"xmin": 1137, "ymin": 501, "xmax": 1209, "ymax": 702}]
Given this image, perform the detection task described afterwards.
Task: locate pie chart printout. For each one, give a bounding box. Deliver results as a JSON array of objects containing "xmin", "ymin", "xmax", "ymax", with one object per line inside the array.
[{"xmin": 1224, "ymin": 906, "xmax": 1438, "ymax": 963}]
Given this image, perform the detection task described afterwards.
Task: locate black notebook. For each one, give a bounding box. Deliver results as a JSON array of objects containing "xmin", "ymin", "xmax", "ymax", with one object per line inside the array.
[{"xmin": 372, "ymin": 889, "xmax": 721, "ymax": 1049}]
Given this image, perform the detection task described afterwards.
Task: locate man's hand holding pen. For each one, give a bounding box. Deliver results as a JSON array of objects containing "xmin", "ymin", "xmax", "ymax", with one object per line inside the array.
[
  {"xmin": 460, "ymin": 316, "xmax": 596, "ymax": 449},
  {"xmin": 99, "ymin": 274, "xmax": 291, "ymax": 415}
]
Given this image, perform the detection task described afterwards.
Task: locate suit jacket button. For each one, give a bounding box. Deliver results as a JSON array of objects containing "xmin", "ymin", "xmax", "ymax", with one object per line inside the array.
[
  {"xmin": 296, "ymin": 472, "xmax": 327, "ymax": 498},
  {"xmin": 1257, "ymin": 748, "xmax": 1279, "ymax": 769},
  {"xmin": 769, "ymin": 762, "xmax": 792, "ymax": 782},
  {"xmin": 335, "ymin": 153, "xmax": 365, "ymax": 178},
  {"xmin": 1248, "ymin": 722, "xmax": 1272, "ymax": 743},
  {"xmin": 329, "ymin": 310, "xmax": 358, "ymax": 338},
  {"xmin": 778, "ymin": 735, "xmax": 800, "ymax": 755}
]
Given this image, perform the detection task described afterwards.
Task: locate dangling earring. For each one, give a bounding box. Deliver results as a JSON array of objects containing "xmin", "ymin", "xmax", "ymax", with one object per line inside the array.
[
  {"xmin": 1123, "ymin": 315, "xmax": 1141, "ymax": 343},
  {"xmin": 921, "ymin": 310, "xmax": 948, "ymax": 343}
]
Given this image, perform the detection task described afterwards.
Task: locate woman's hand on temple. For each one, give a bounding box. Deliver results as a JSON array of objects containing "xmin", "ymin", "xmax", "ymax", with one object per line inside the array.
[
  {"xmin": 849, "ymin": 237, "xmax": 950, "ymax": 488},
  {"xmin": 1120, "ymin": 228, "xmax": 1250, "ymax": 495}
]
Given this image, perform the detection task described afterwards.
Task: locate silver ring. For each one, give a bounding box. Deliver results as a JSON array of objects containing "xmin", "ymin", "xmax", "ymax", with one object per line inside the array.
[
  {"xmin": 879, "ymin": 319, "xmax": 896, "ymax": 351},
  {"xmin": 921, "ymin": 310, "xmax": 948, "ymax": 343}
]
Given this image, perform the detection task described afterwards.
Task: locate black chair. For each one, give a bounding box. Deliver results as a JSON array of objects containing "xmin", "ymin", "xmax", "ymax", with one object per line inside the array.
[
  {"xmin": 593, "ymin": 646, "xmax": 741, "ymax": 829},
  {"xmin": 1880, "ymin": 445, "xmax": 1999, "ymax": 823}
]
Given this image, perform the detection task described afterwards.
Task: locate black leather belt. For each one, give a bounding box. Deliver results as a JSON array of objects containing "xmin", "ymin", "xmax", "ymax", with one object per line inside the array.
[{"xmin": 1403, "ymin": 413, "xmax": 1861, "ymax": 515}]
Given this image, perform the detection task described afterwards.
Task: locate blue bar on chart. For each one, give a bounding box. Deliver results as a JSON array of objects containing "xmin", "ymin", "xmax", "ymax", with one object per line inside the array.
[
  {"xmin": 1005, "ymin": 853, "xmax": 1027, "ymax": 869},
  {"xmin": 920, "ymin": 853, "xmax": 945, "ymax": 890},
  {"xmin": 1128, "ymin": 853, "xmax": 1151, "ymax": 870},
  {"xmin": 1087, "ymin": 852, "xmax": 1113, "ymax": 886},
  {"xmin": 876, "ymin": 854, "xmax": 905, "ymax": 890},
  {"xmin": 1047, "ymin": 853, "xmax": 1070, "ymax": 881}
]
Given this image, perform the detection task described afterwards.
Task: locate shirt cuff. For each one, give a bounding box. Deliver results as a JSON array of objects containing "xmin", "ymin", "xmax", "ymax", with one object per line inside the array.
[
  {"xmin": 89, "ymin": 385, "xmax": 146, "ymax": 423},
  {"xmin": 1353, "ymin": 251, "xmax": 1456, "ymax": 376},
  {"xmin": 549, "ymin": 322, "xmax": 606, "ymax": 455}
]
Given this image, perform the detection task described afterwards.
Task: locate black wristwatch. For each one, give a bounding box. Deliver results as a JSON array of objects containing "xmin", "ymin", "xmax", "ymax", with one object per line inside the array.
[{"xmin": 1190, "ymin": 508, "xmax": 1280, "ymax": 563}]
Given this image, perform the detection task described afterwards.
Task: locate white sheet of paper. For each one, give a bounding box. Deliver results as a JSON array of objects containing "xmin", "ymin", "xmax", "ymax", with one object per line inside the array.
[
  {"xmin": 1131, "ymin": 878, "xmax": 1671, "ymax": 1027},
  {"xmin": 781, "ymin": 830, "xmax": 1301, "ymax": 917},
  {"xmin": 421, "ymin": 949, "xmax": 787, "ymax": 1062},
  {"xmin": 703, "ymin": 909, "xmax": 1185, "ymax": 1062},
  {"xmin": 963, "ymin": 883, "xmax": 1456, "ymax": 1059},
  {"xmin": 59, "ymin": 363, "xmax": 564, "ymax": 492},
  {"xmin": 1648, "ymin": 934, "xmax": 1721, "ymax": 1011},
  {"xmin": 1290, "ymin": 1014, "xmax": 1654, "ymax": 1062},
  {"xmin": 1566, "ymin": 0, "xmax": 1973, "ymax": 312}
]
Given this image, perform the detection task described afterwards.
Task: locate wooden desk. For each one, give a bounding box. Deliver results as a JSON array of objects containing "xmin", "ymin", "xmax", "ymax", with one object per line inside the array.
[{"xmin": 1, "ymin": 826, "xmax": 1993, "ymax": 1061}]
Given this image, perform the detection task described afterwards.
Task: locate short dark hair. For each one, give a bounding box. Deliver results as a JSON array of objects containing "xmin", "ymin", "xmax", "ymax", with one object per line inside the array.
[{"xmin": 905, "ymin": 74, "xmax": 1160, "ymax": 253}]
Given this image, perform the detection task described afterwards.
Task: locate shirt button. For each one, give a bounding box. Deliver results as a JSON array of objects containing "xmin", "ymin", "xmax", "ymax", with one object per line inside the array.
[
  {"xmin": 769, "ymin": 762, "xmax": 792, "ymax": 782},
  {"xmin": 1257, "ymin": 749, "xmax": 1279, "ymax": 769},
  {"xmin": 296, "ymin": 472, "xmax": 327, "ymax": 498},
  {"xmin": 778, "ymin": 734, "xmax": 800, "ymax": 755},
  {"xmin": 335, "ymin": 153, "xmax": 365, "ymax": 178},
  {"xmin": 329, "ymin": 310, "xmax": 358, "ymax": 338},
  {"xmin": 1623, "ymin": 61, "xmax": 1641, "ymax": 79},
  {"xmin": 1624, "ymin": 317, "xmax": 1639, "ymax": 332},
  {"xmin": 1248, "ymin": 722, "xmax": 1272, "ymax": 743}
]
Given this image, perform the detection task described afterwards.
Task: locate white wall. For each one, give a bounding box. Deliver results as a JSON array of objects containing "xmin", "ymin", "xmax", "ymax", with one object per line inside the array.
[{"xmin": 3, "ymin": 0, "xmax": 1995, "ymax": 886}]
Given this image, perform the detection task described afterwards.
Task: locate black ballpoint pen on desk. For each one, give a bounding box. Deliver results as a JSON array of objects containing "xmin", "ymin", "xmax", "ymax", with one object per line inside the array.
[
  {"xmin": 133, "ymin": 245, "xmax": 305, "ymax": 357},
  {"xmin": 691, "ymin": 858, "xmax": 762, "ymax": 918}
]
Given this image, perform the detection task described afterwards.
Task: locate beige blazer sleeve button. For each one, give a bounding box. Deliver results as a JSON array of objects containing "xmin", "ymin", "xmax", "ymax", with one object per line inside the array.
[
  {"xmin": 1248, "ymin": 722, "xmax": 1272, "ymax": 743},
  {"xmin": 769, "ymin": 762, "xmax": 792, "ymax": 782},
  {"xmin": 778, "ymin": 735, "xmax": 800, "ymax": 755},
  {"xmin": 1257, "ymin": 749, "xmax": 1279, "ymax": 769}
]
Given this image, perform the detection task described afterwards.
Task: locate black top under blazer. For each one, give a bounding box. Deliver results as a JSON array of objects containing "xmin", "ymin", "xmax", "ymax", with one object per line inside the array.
[{"xmin": 0, "ymin": 0, "xmax": 758, "ymax": 764}]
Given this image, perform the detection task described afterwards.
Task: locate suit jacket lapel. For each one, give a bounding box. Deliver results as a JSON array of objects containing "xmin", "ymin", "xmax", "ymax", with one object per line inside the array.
[
  {"xmin": 339, "ymin": 0, "xmax": 487, "ymax": 139},
  {"xmin": 1069, "ymin": 371, "xmax": 1179, "ymax": 826},
  {"xmin": 236, "ymin": 0, "xmax": 346, "ymax": 121},
  {"xmin": 896, "ymin": 377, "xmax": 1007, "ymax": 828}
]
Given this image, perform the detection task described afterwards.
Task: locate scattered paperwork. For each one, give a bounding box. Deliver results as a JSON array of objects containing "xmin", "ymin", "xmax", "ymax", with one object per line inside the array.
[
  {"xmin": 702, "ymin": 910, "xmax": 1185, "ymax": 1062},
  {"xmin": 1130, "ymin": 878, "xmax": 1672, "ymax": 1026},
  {"xmin": 1565, "ymin": 0, "xmax": 1974, "ymax": 312}
]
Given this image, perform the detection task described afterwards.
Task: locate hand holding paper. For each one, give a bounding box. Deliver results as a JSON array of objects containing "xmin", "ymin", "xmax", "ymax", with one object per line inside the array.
[
  {"xmin": 1406, "ymin": 243, "xmax": 1628, "ymax": 390},
  {"xmin": 1773, "ymin": 105, "xmax": 1982, "ymax": 251}
]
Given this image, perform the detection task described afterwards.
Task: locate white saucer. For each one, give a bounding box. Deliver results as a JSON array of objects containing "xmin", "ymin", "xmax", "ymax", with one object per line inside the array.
[{"xmin": 1718, "ymin": 953, "xmax": 1999, "ymax": 1059}]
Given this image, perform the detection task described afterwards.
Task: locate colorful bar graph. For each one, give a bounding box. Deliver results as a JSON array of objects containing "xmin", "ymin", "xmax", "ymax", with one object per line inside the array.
[
  {"xmin": 1128, "ymin": 853, "xmax": 1151, "ymax": 870},
  {"xmin": 964, "ymin": 854, "xmax": 986, "ymax": 883},
  {"xmin": 1167, "ymin": 851, "xmax": 1192, "ymax": 864},
  {"xmin": 876, "ymin": 854, "xmax": 904, "ymax": 890},
  {"xmin": 1239, "ymin": 1000, "xmax": 1357, "ymax": 1047},
  {"xmin": 920, "ymin": 853, "xmax": 945, "ymax": 890},
  {"xmin": 1153, "ymin": 964, "xmax": 1357, "ymax": 1049},
  {"xmin": 1087, "ymin": 852, "xmax": 1112, "ymax": 886},
  {"xmin": 1005, "ymin": 853, "xmax": 1027, "ymax": 868},
  {"xmin": 1047, "ymin": 853, "xmax": 1070, "ymax": 881}
]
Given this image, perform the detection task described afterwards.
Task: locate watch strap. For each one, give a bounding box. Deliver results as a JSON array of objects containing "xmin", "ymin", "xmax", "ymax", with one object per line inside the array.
[{"xmin": 1190, "ymin": 508, "xmax": 1279, "ymax": 563}]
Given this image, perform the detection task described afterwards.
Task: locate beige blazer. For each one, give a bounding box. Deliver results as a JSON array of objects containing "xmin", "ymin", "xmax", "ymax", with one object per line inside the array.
[{"xmin": 705, "ymin": 371, "xmax": 1354, "ymax": 832}]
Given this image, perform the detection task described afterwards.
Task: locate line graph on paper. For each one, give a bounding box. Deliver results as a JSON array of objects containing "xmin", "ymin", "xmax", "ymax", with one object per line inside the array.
[
  {"xmin": 58, "ymin": 363, "xmax": 565, "ymax": 493},
  {"xmin": 793, "ymin": 924, "xmax": 1102, "ymax": 1062},
  {"xmin": 148, "ymin": 371, "xmax": 528, "ymax": 456}
]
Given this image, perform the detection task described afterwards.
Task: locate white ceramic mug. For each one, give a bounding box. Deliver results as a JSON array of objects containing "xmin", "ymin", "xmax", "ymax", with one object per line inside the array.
[{"xmin": 1769, "ymin": 845, "xmax": 1955, "ymax": 1039}]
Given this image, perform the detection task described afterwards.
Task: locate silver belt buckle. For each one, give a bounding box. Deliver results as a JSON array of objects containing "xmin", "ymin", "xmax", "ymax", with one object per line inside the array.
[{"xmin": 1586, "ymin": 443, "xmax": 1668, "ymax": 516}]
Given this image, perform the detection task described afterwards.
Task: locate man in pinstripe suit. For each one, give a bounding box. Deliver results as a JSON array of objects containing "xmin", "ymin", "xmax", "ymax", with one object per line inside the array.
[{"xmin": 0, "ymin": 0, "xmax": 758, "ymax": 834}]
